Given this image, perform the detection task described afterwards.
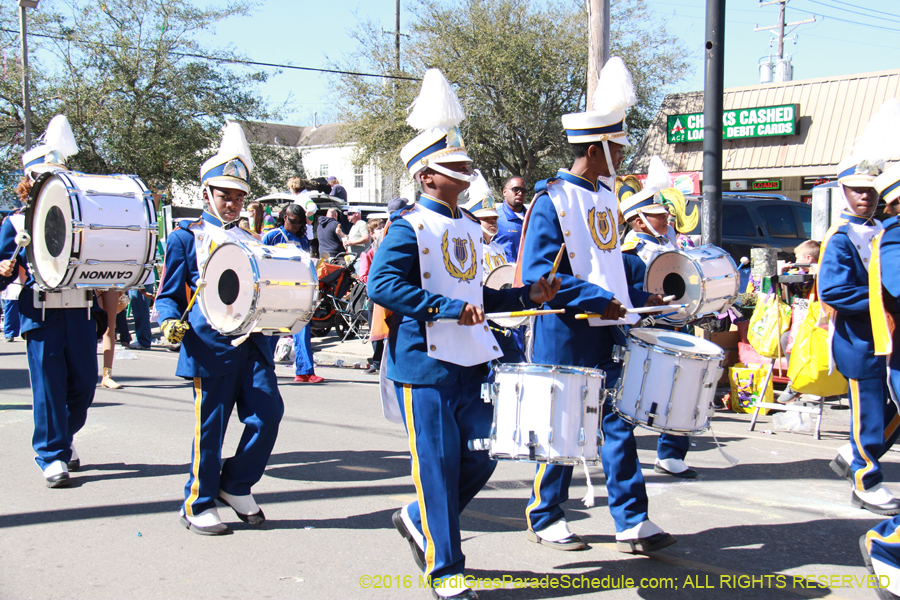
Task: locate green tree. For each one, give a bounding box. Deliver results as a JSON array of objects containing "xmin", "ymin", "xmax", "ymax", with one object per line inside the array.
[
  {"xmin": 331, "ymin": 0, "xmax": 689, "ymax": 192},
  {"xmin": 0, "ymin": 0, "xmax": 289, "ymax": 201}
]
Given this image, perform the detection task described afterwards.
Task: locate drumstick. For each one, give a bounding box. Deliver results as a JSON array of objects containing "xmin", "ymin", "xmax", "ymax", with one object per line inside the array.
[
  {"xmin": 180, "ymin": 280, "xmax": 206, "ymax": 322},
  {"xmin": 548, "ymin": 244, "xmax": 565, "ymax": 283},
  {"xmin": 574, "ymin": 304, "xmax": 688, "ymax": 319},
  {"xmin": 9, "ymin": 231, "xmax": 31, "ymax": 265},
  {"xmin": 435, "ymin": 308, "xmax": 565, "ymax": 323}
]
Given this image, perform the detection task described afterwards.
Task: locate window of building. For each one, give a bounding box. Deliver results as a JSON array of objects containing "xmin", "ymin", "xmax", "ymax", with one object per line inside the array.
[
  {"xmin": 319, "ymin": 164, "xmax": 329, "ymax": 177},
  {"xmin": 354, "ymin": 167, "xmax": 364, "ymax": 188}
]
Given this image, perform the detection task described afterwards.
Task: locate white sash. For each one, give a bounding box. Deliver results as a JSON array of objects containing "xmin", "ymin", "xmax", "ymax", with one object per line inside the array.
[
  {"xmin": 549, "ymin": 181, "xmax": 637, "ymax": 326},
  {"xmin": 404, "ymin": 206, "xmax": 502, "ymax": 366}
]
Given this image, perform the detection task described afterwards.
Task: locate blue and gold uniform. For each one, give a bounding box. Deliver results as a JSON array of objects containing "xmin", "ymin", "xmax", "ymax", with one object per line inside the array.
[
  {"xmin": 369, "ymin": 195, "xmax": 537, "ymax": 586},
  {"xmin": 520, "ymin": 170, "xmax": 669, "ymax": 550},
  {"xmin": 0, "ymin": 115, "xmax": 95, "ymax": 488},
  {"xmin": 157, "ymin": 123, "xmax": 283, "ymax": 535},
  {"xmin": 820, "ymin": 207, "xmax": 899, "ymax": 514},
  {"xmin": 862, "ymin": 163, "xmax": 900, "ymax": 595},
  {"xmin": 621, "ymin": 232, "xmax": 696, "ymax": 477}
]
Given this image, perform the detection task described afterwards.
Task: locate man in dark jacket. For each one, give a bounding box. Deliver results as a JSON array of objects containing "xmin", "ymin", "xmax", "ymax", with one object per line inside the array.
[{"xmin": 316, "ymin": 208, "xmax": 346, "ymax": 257}]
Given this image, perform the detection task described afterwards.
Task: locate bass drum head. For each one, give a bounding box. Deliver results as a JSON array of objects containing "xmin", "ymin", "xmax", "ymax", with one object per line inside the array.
[
  {"xmin": 484, "ymin": 264, "xmax": 527, "ymax": 328},
  {"xmin": 644, "ymin": 250, "xmax": 701, "ymax": 320},
  {"xmin": 26, "ymin": 174, "xmax": 74, "ymax": 289},
  {"xmin": 200, "ymin": 243, "xmax": 256, "ymax": 335},
  {"xmin": 629, "ymin": 327, "xmax": 723, "ymax": 357}
]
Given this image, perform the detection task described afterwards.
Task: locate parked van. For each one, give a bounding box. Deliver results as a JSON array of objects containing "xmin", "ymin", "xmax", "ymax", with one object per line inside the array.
[{"xmin": 682, "ymin": 193, "xmax": 812, "ymax": 262}]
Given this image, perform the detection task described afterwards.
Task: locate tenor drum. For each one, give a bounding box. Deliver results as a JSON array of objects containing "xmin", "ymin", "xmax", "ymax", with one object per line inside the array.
[
  {"xmin": 200, "ymin": 241, "xmax": 317, "ymax": 336},
  {"xmin": 484, "ymin": 363, "xmax": 605, "ymax": 465},
  {"xmin": 484, "ymin": 263, "xmax": 526, "ymax": 327},
  {"xmin": 644, "ymin": 245, "xmax": 738, "ymax": 325},
  {"xmin": 25, "ymin": 171, "xmax": 157, "ymax": 290},
  {"xmin": 612, "ymin": 328, "xmax": 724, "ymax": 435}
]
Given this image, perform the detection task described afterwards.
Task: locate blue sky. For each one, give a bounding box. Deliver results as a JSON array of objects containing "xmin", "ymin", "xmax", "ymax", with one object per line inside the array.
[{"xmin": 205, "ymin": 0, "xmax": 900, "ymax": 126}]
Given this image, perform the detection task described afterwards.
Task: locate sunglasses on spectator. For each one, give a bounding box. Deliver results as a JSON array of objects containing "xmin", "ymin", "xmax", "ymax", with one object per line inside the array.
[
  {"xmin": 506, "ymin": 186, "xmax": 527, "ymax": 194},
  {"xmin": 285, "ymin": 217, "xmax": 303, "ymax": 225}
]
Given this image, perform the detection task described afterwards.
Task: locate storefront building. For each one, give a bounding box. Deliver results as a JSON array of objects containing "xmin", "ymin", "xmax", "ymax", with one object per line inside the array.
[{"xmin": 629, "ymin": 68, "xmax": 900, "ymax": 203}]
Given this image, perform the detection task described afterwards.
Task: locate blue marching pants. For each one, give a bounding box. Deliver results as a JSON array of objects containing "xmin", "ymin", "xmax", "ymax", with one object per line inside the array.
[
  {"xmin": 25, "ymin": 314, "xmax": 97, "ymax": 470},
  {"xmin": 3, "ymin": 298, "xmax": 20, "ymax": 338},
  {"xmin": 293, "ymin": 325, "xmax": 315, "ymax": 376},
  {"xmin": 183, "ymin": 342, "xmax": 284, "ymax": 517},
  {"xmin": 849, "ymin": 376, "xmax": 900, "ymax": 491},
  {"xmin": 865, "ymin": 517, "xmax": 900, "ymax": 592},
  {"xmin": 526, "ymin": 375, "xmax": 649, "ymax": 534},
  {"xmin": 657, "ymin": 433, "xmax": 690, "ymax": 461},
  {"xmin": 394, "ymin": 375, "xmax": 496, "ymax": 583}
]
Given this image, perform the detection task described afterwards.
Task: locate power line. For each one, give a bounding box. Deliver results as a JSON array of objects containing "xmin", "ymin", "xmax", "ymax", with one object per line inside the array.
[
  {"xmin": 789, "ymin": 3, "xmax": 900, "ymax": 32},
  {"xmin": 818, "ymin": 0, "xmax": 900, "ymax": 19},
  {"xmin": 0, "ymin": 28, "xmax": 421, "ymax": 82},
  {"xmin": 805, "ymin": 0, "xmax": 900, "ymax": 24}
]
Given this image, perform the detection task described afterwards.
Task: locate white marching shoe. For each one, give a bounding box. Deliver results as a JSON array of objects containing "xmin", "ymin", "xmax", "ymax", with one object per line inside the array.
[
  {"xmin": 42, "ymin": 460, "xmax": 70, "ymax": 488},
  {"xmin": 179, "ymin": 507, "xmax": 231, "ymax": 536},
  {"xmin": 218, "ymin": 490, "xmax": 265, "ymax": 526}
]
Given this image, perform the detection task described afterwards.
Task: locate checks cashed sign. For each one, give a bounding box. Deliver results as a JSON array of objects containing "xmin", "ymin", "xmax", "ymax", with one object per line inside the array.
[{"xmin": 667, "ymin": 104, "xmax": 799, "ymax": 144}]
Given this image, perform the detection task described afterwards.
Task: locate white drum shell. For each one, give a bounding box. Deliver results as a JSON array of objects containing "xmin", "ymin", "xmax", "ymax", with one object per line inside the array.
[
  {"xmin": 200, "ymin": 241, "xmax": 317, "ymax": 336},
  {"xmin": 613, "ymin": 328, "xmax": 724, "ymax": 435},
  {"xmin": 489, "ymin": 363, "xmax": 605, "ymax": 465},
  {"xmin": 26, "ymin": 171, "xmax": 157, "ymax": 291},
  {"xmin": 644, "ymin": 245, "xmax": 739, "ymax": 324}
]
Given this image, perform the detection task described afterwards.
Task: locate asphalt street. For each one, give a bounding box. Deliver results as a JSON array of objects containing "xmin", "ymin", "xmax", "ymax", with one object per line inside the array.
[{"xmin": 0, "ymin": 337, "xmax": 893, "ymax": 600}]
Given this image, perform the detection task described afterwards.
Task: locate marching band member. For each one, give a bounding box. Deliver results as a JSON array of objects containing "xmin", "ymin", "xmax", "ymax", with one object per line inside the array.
[
  {"xmin": 864, "ymin": 160, "xmax": 900, "ymax": 599},
  {"xmin": 0, "ymin": 115, "xmax": 93, "ymax": 488},
  {"xmin": 156, "ymin": 123, "xmax": 284, "ymax": 535},
  {"xmin": 368, "ymin": 69, "xmax": 558, "ymax": 600},
  {"xmin": 516, "ymin": 57, "xmax": 674, "ymax": 554},
  {"xmin": 819, "ymin": 146, "xmax": 897, "ymax": 516},
  {"xmin": 462, "ymin": 172, "xmax": 525, "ymax": 363},
  {"xmin": 1, "ymin": 182, "xmax": 28, "ymax": 342},
  {"xmin": 261, "ymin": 203, "xmax": 323, "ymax": 383},
  {"xmin": 619, "ymin": 157, "xmax": 697, "ymax": 479}
]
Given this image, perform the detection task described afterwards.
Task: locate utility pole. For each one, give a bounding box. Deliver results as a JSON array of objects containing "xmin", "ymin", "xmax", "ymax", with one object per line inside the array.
[
  {"xmin": 394, "ymin": 0, "xmax": 400, "ymax": 72},
  {"xmin": 19, "ymin": 2, "xmax": 33, "ymax": 150},
  {"xmin": 702, "ymin": 0, "xmax": 725, "ymax": 248},
  {"xmin": 755, "ymin": 1, "xmax": 815, "ymax": 62},
  {"xmin": 586, "ymin": 0, "xmax": 609, "ymax": 109}
]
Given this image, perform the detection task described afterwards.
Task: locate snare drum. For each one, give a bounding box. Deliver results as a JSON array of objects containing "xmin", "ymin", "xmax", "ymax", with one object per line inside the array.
[
  {"xmin": 200, "ymin": 241, "xmax": 317, "ymax": 336},
  {"xmin": 25, "ymin": 171, "xmax": 157, "ymax": 291},
  {"xmin": 483, "ymin": 363, "xmax": 606, "ymax": 465},
  {"xmin": 644, "ymin": 245, "xmax": 738, "ymax": 324},
  {"xmin": 612, "ymin": 328, "xmax": 724, "ymax": 435},
  {"xmin": 484, "ymin": 264, "xmax": 527, "ymax": 328}
]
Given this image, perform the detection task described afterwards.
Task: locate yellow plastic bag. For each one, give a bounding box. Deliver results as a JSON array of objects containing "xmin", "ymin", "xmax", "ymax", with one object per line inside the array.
[
  {"xmin": 787, "ymin": 301, "xmax": 848, "ymax": 397},
  {"xmin": 729, "ymin": 363, "xmax": 774, "ymax": 414},
  {"xmin": 747, "ymin": 293, "xmax": 791, "ymax": 358}
]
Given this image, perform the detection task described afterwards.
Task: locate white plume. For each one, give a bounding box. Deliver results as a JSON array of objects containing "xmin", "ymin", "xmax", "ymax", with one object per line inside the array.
[
  {"xmin": 853, "ymin": 98, "xmax": 900, "ymax": 163},
  {"xmin": 43, "ymin": 115, "xmax": 79, "ymax": 158},
  {"xmin": 218, "ymin": 121, "xmax": 255, "ymax": 173},
  {"xmin": 644, "ymin": 156, "xmax": 671, "ymax": 193},
  {"xmin": 467, "ymin": 170, "xmax": 494, "ymax": 204},
  {"xmin": 591, "ymin": 56, "xmax": 637, "ymax": 114},
  {"xmin": 406, "ymin": 69, "xmax": 465, "ymax": 130}
]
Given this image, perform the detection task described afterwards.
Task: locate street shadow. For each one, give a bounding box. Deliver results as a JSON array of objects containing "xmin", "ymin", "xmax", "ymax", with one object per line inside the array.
[
  {"xmin": 266, "ymin": 449, "xmax": 411, "ymax": 482},
  {"xmin": 0, "ymin": 367, "xmax": 33, "ymax": 391}
]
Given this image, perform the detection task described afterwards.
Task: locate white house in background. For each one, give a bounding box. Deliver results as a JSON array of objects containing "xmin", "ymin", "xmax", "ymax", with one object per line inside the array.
[{"xmin": 242, "ymin": 120, "xmax": 414, "ymax": 207}]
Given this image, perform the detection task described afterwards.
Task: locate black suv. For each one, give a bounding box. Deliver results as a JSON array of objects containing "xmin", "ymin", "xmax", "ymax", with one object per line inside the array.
[{"xmin": 683, "ymin": 193, "xmax": 812, "ymax": 262}]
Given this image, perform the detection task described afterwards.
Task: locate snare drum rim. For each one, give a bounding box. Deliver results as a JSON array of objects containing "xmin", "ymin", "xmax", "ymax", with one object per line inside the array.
[
  {"xmin": 627, "ymin": 328, "xmax": 725, "ymax": 361},
  {"xmin": 493, "ymin": 362, "xmax": 606, "ymax": 380},
  {"xmin": 200, "ymin": 240, "xmax": 263, "ymax": 336}
]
